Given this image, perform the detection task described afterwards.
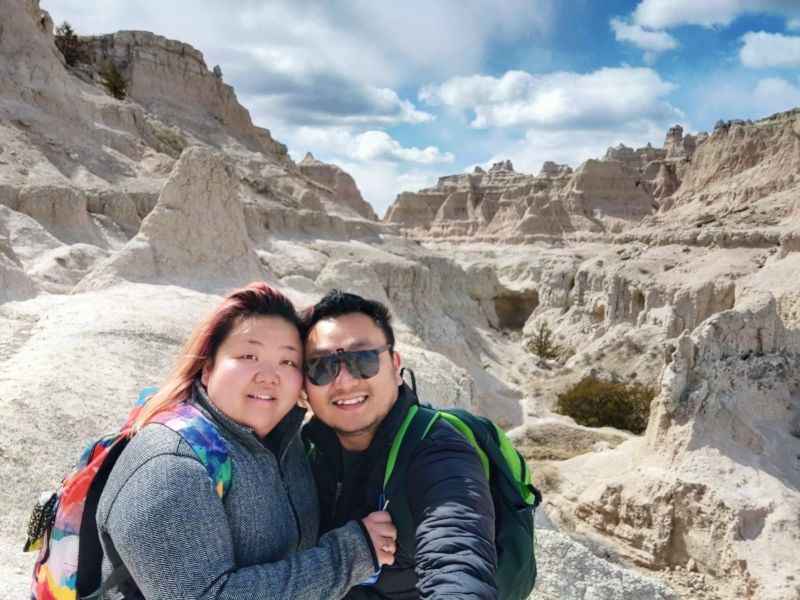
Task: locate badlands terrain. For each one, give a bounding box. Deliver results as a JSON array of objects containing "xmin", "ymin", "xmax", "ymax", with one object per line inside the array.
[{"xmin": 1, "ymin": 0, "xmax": 799, "ymax": 598}]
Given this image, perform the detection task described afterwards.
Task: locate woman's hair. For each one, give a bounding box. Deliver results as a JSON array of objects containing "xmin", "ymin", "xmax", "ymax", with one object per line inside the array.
[{"xmin": 131, "ymin": 281, "xmax": 300, "ymax": 433}]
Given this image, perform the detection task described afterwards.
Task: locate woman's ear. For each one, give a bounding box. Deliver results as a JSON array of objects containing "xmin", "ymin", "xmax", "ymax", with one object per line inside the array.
[{"xmin": 200, "ymin": 361, "xmax": 212, "ymax": 386}]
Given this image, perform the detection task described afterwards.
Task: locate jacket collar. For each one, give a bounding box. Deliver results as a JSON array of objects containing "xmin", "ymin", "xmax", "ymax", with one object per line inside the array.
[{"xmin": 190, "ymin": 379, "xmax": 306, "ymax": 458}]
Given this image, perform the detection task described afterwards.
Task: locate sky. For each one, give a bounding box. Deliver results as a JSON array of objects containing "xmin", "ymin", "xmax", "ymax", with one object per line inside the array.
[{"xmin": 43, "ymin": 0, "xmax": 800, "ymax": 217}]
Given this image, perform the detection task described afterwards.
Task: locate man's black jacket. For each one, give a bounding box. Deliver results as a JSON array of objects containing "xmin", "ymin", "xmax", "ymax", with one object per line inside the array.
[{"xmin": 302, "ymin": 383, "xmax": 498, "ymax": 599}]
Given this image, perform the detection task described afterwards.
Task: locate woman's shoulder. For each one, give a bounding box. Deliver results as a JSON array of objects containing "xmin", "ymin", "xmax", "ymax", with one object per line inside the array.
[
  {"xmin": 102, "ymin": 423, "xmax": 197, "ymax": 495},
  {"xmin": 97, "ymin": 423, "xmax": 218, "ymax": 520}
]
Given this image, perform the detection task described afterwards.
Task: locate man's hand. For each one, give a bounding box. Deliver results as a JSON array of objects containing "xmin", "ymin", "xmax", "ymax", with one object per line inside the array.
[{"xmin": 362, "ymin": 510, "xmax": 396, "ymax": 566}]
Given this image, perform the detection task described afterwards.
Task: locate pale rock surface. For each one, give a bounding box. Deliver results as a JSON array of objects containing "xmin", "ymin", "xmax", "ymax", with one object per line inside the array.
[
  {"xmin": 534, "ymin": 530, "xmax": 677, "ymax": 600},
  {"xmin": 387, "ymin": 111, "xmax": 800, "ymax": 243},
  {"xmin": 541, "ymin": 296, "xmax": 800, "ymax": 600},
  {"xmin": 298, "ymin": 152, "xmax": 378, "ymax": 220},
  {"xmin": 83, "ymin": 31, "xmax": 289, "ymax": 161},
  {"xmin": 76, "ymin": 146, "xmax": 267, "ymax": 292},
  {"xmin": 2, "ymin": 0, "xmax": 800, "ymax": 598},
  {"xmin": 508, "ymin": 415, "xmax": 632, "ymax": 461},
  {"xmin": 0, "ymin": 284, "xmax": 221, "ymax": 597}
]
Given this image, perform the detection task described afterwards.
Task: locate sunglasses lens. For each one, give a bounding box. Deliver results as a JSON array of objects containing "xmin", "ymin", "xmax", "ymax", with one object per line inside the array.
[
  {"xmin": 306, "ymin": 345, "xmax": 389, "ymax": 386},
  {"xmin": 345, "ymin": 350, "xmax": 382, "ymax": 380},
  {"xmin": 306, "ymin": 355, "xmax": 339, "ymax": 386}
]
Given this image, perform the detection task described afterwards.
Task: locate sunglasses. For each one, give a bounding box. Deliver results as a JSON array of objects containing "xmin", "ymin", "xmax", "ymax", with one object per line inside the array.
[{"xmin": 305, "ymin": 344, "xmax": 392, "ymax": 386}]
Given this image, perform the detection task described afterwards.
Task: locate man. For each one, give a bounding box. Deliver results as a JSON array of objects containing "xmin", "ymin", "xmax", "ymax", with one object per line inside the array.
[{"xmin": 302, "ymin": 290, "xmax": 498, "ymax": 599}]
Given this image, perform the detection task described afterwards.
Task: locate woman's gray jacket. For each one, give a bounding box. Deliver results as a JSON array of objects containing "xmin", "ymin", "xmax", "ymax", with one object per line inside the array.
[{"xmin": 96, "ymin": 383, "xmax": 376, "ymax": 599}]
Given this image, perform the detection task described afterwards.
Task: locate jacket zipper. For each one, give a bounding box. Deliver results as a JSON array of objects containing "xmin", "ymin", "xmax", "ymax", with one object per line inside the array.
[
  {"xmin": 273, "ymin": 443, "xmax": 302, "ymax": 551},
  {"xmin": 332, "ymin": 481, "xmax": 342, "ymax": 518}
]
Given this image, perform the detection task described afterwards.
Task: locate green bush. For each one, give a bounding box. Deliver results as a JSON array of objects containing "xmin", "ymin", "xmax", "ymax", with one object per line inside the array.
[
  {"xmin": 151, "ymin": 124, "xmax": 187, "ymax": 157},
  {"xmin": 99, "ymin": 58, "xmax": 130, "ymax": 100},
  {"xmin": 527, "ymin": 322, "xmax": 559, "ymax": 360},
  {"xmin": 54, "ymin": 21, "xmax": 90, "ymax": 66},
  {"xmin": 555, "ymin": 376, "xmax": 654, "ymax": 434}
]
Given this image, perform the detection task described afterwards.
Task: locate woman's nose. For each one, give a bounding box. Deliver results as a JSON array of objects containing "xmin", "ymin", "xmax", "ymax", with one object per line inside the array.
[{"xmin": 255, "ymin": 363, "xmax": 279, "ymax": 383}]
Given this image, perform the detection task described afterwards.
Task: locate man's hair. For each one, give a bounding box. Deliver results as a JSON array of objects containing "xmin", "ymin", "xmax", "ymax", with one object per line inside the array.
[{"xmin": 303, "ymin": 289, "xmax": 395, "ymax": 349}]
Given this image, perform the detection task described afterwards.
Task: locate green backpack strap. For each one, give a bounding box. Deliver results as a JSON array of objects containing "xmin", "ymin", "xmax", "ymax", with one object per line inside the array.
[
  {"xmin": 382, "ymin": 404, "xmax": 439, "ymax": 557},
  {"xmin": 443, "ymin": 409, "xmax": 539, "ymax": 507}
]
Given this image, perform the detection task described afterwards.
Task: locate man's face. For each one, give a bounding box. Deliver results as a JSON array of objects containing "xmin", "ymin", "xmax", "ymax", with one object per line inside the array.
[{"xmin": 305, "ymin": 312, "xmax": 402, "ymax": 451}]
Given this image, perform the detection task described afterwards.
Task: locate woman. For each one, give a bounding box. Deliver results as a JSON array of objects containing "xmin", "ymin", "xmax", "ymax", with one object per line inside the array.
[{"xmin": 96, "ymin": 282, "xmax": 395, "ymax": 598}]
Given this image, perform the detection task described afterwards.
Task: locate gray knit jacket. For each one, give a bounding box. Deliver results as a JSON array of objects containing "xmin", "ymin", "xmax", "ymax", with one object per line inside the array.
[{"xmin": 96, "ymin": 383, "xmax": 376, "ymax": 599}]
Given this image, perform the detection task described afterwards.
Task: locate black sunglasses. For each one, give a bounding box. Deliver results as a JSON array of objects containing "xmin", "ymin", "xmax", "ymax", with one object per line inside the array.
[{"xmin": 305, "ymin": 344, "xmax": 392, "ymax": 386}]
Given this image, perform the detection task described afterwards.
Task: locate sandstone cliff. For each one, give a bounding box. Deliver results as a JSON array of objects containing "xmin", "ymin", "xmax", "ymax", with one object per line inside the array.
[
  {"xmin": 385, "ymin": 111, "xmax": 800, "ymax": 243},
  {"xmin": 2, "ymin": 0, "xmax": 799, "ymax": 598}
]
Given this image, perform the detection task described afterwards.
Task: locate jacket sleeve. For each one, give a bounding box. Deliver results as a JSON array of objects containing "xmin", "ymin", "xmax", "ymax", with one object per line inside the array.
[
  {"xmin": 405, "ymin": 423, "xmax": 498, "ymax": 599},
  {"xmin": 99, "ymin": 451, "xmax": 376, "ymax": 599}
]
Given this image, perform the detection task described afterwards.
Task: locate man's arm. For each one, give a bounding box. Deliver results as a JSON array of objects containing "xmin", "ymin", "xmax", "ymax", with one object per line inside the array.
[{"xmin": 405, "ymin": 422, "xmax": 498, "ymax": 599}]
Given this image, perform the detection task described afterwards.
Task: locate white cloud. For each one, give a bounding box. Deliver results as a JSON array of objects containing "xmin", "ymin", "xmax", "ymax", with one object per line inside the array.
[
  {"xmin": 610, "ymin": 17, "xmax": 677, "ymax": 53},
  {"xmin": 45, "ymin": 0, "xmax": 554, "ymax": 87},
  {"xmin": 420, "ymin": 67, "xmax": 681, "ymax": 129},
  {"xmin": 740, "ymin": 31, "xmax": 800, "ymax": 69},
  {"xmin": 349, "ymin": 131, "xmax": 453, "ymax": 164},
  {"xmin": 790, "ymin": 18, "xmax": 800, "ymax": 30},
  {"xmin": 632, "ymin": 0, "xmax": 800, "ymax": 29},
  {"xmin": 753, "ymin": 77, "xmax": 800, "ymax": 115},
  {"xmin": 278, "ymin": 126, "xmax": 451, "ymax": 166}
]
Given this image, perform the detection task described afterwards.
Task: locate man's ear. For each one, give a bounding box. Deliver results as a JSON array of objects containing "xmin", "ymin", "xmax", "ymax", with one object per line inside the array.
[
  {"xmin": 200, "ymin": 361, "xmax": 212, "ymax": 386},
  {"xmin": 392, "ymin": 350, "xmax": 403, "ymax": 386}
]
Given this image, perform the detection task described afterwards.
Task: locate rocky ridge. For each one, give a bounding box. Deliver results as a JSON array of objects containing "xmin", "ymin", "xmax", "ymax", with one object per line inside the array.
[
  {"xmin": 386, "ymin": 114, "xmax": 800, "ymax": 244},
  {"xmin": 1, "ymin": 0, "xmax": 799, "ymax": 598}
]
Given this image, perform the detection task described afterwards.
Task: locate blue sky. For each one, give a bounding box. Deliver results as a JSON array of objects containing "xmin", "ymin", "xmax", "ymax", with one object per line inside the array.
[{"xmin": 44, "ymin": 0, "xmax": 800, "ymax": 216}]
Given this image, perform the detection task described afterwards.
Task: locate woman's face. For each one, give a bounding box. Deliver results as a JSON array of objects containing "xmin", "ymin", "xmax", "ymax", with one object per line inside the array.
[{"xmin": 201, "ymin": 315, "xmax": 303, "ymax": 437}]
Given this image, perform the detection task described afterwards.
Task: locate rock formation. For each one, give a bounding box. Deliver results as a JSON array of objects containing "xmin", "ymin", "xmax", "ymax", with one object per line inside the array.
[
  {"xmin": 74, "ymin": 146, "xmax": 267, "ymax": 291},
  {"xmin": 83, "ymin": 30, "xmax": 289, "ymax": 161},
  {"xmin": 298, "ymin": 152, "xmax": 377, "ymax": 220},
  {"xmin": 542, "ymin": 296, "xmax": 800, "ymax": 599},
  {"xmin": 2, "ymin": 0, "xmax": 800, "ymax": 597},
  {"xmin": 385, "ymin": 109, "xmax": 800, "ymax": 244}
]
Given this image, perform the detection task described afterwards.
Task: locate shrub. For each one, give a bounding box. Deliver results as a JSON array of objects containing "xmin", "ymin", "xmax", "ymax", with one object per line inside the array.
[
  {"xmin": 555, "ymin": 376, "xmax": 655, "ymax": 434},
  {"xmin": 54, "ymin": 21, "xmax": 90, "ymax": 66},
  {"xmin": 99, "ymin": 59, "xmax": 130, "ymax": 100},
  {"xmin": 527, "ymin": 322, "xmax": 560, "ymax": 360},
  {"xmin": 151, "ymin": 124, "xmax": 187, "ymax": 157}
]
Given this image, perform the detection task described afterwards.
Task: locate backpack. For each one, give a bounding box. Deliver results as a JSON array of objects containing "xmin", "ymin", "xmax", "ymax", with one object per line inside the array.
[
  {"xmin": 23, "ymin": 388, "xmax": 232, "ymax": 600},
  {"xmin": 384, "ymin": 372, "xmax": 542, "ymax": 600}
]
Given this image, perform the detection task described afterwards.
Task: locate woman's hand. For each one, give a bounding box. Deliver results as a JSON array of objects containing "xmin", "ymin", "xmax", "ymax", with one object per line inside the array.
[{"xmin": 361, "ymin": 510, "xmax": 396, "ymax": 566}]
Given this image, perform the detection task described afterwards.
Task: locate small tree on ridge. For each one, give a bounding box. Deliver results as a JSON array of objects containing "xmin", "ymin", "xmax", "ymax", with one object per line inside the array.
[
  {"xmin": 54, "ymin": 21, "xmax": 89, "ymax": 66},
  {"xmin": 99, "ymin": 59, "xmax": 130, "ymax": 100}
]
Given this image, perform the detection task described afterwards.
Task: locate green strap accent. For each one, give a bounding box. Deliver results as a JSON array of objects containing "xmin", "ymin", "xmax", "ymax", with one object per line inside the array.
[
  {"xmin": 383, "ymin": 404, "xmax": 419, "ymax": 488},
  {"xmin": 437, "ymin": 412, "xmax": 490, "ymax": 478},
  {"xmin": 80, "ymin": 564, "xmax": 130, "ymax": 599},
  {"xmin": 383, "ymin": 404, "xmax": 439, "ymax": 557},
  {"xmin": 495, "ymin": 423, "xmax": 536, "ymax": 505}
]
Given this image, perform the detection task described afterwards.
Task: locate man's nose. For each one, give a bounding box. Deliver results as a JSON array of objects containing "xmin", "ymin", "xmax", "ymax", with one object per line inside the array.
[{"xmin": 331, "ymin": 358, "xmax": 359, "ymax": 387}]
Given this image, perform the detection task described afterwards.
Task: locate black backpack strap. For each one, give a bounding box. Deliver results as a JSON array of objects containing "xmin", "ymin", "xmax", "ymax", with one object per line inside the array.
[
  {"xmin": 76, "ymin": 436, "xmax": 131, "ymax": 597},
  {"xmin": 80, "ymin": 563, "xmax": 130, "ymax": 599},
  {"xmin": 399, "ymin": 367, "xmax": 417, "ymax": 397},
  {"xmin": 383, "ymin": 404, "xmax": 439, "ymax": 557}
]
